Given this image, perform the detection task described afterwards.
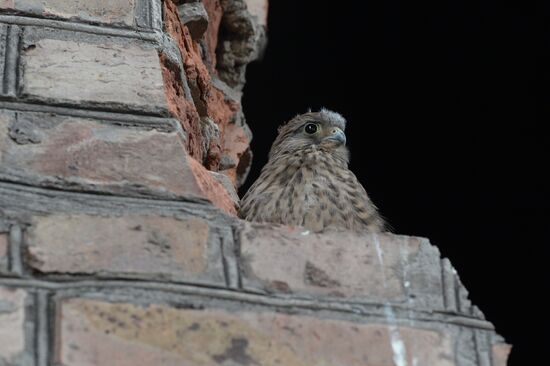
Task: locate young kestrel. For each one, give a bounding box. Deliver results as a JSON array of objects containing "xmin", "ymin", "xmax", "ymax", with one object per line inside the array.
[{"xmin": 239, "ymin": 108, "xmax": 386, "ymax": 232}]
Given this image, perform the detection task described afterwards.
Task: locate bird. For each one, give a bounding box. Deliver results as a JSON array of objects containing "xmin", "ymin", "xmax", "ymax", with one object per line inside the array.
[{"xmin": 239, "ymin": 108, "xmax": 386, "ymax": 233}]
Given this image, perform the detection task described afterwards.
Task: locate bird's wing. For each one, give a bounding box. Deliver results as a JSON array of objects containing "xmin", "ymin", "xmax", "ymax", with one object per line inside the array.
[{"xmin": 337, "ymin": 168, "xmax": 386, "ymax": 231}]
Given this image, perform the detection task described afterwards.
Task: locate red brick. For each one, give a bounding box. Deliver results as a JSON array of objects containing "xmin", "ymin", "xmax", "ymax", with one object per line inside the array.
[
  {"xmin": 0, "ymin": 287, "xmax": 28, "ymax": 364},
  {"xmin": 163, "ymin": 0, "xmax": 240, "ymax": 168},
  {"xmin": 221, "ymin": 123, "xmax": 250, "ymax": 186},
  {"xmin": 239, "ymin": 224, "xmax": 442, "ymax": 305},
  {"xmin": 25, "ymin": 214, "xmax": 225, "ymax": 285},
  {"xmin": 203, "ymin": 0, "xmax": 223, "ymax": 69},
  {"xmin": 0, "ymin": 0, "xmax": 137, "ymax": 27},
  {"xmin": 0, "ymin": 110, "xmax": 237, "ymax": 214},
  {"xmin": 159, "ymin": 52, "xmax": 204, "ymax": 161},
  {"xmin": 56, "ymin": 297, "xmax": 455, "ymax": 366},
  {"xmin": 493, "ymin": 343, "xmax": 512, "ymax": 366}
]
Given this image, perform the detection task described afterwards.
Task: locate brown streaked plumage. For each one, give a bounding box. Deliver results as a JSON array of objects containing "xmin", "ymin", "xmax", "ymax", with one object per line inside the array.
[{"xmin": 239, "ymin": 108, "xmax": 386, "ymax": 232}]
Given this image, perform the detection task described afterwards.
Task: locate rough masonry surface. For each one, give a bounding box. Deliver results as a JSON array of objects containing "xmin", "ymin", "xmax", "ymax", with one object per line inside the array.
[{"xmin": 0, "ymin": 1, "xmax": 509, "ymax": 365}]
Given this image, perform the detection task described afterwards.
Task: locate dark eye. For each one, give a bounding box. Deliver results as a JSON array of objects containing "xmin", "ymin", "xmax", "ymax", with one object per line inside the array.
[{"xmin": 304, "ymin": 123, "xmax": 318, "ymax": 134}]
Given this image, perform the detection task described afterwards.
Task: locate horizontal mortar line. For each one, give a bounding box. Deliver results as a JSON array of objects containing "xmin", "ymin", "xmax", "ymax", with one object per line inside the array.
[
  {"xmin": 0, "ymin": 100, "xmax": 179, "ymax": 129},
  {"xmin": 0, "ymin": 14, "xmax": 159, "ymax": 42},
  {"xmin": 0, "ymin": 277, "xmax": 495, "ymax": 331},
  {"xmin": 0, "ymin": 180, "xmax": 230, "ymax": 222},
  {"xmin": 0, "ymin": 180, "xmax": 223, "ymax": 217},
  {"xmin": 0, "ymin": 177, "xmax": 213, "ymax": 206},
  {"xmin": 0, "ymin": 96, "xmax": 171, "ymax": 120}
]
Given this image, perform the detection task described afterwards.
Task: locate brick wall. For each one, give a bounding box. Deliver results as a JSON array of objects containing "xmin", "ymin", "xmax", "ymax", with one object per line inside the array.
[{"xmin": 0, "ymin": 1, "xmax": 509, "ymax": 365}]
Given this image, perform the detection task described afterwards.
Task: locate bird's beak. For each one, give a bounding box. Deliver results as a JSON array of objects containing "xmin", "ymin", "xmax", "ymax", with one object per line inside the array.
[{"xmin": 324, "ymin": 127, "xmax": 346, "ymax": 145}]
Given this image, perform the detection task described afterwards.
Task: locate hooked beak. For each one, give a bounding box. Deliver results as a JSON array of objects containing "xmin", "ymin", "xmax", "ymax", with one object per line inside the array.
[{"xmin": 324, "ymin": 127, "xmax": 346, "ymax": 145}]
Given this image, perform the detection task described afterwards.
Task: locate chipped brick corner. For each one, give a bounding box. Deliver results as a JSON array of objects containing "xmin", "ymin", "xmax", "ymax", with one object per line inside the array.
[{"xmin": 1, "ymin": 1, "xmax": 510, "ymax": 365}]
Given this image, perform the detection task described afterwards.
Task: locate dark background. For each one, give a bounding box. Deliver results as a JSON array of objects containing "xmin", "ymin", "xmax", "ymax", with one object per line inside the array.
[{"xmin": 241, "ymin": 0, "xmax": 547, "ymax": 364}]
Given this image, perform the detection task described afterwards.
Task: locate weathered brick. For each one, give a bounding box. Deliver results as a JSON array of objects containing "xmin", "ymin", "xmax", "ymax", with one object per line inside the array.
[
  {"xmin": 163, "ymin": 0, "xmax": 240, "ymax": 166},
  {"xmin": 221, "ymin": 122, "xmax": 250, "ymax": 187},
  {"xmin": 239, "ymin": 224, "xmax": 445, "ymax": 308},
  {"xmin": 25, "ymin": 213, "xmax": 225, "ymax": 285},
  {"xmin": 202, "ymin": 0, "xmax": 223, "ymax": 69},
  {"xmin": 0, "ymin": 287, "xmax": 30, "ymax": 365},
  {"xmin": 492, "ymin": 343, "xmax": 512, "ymax": 366},
  {"xmin": 56, "ymin": 297, "xmax": 455, "ymax": 366},
  {"xmin": 0, "ymin": 0, "xmax": 137, "ymax": 27},
  {"xmin": 178, "ymin": 2, "xmax": 209, "ymax": 40},
  {"xmin": 0, "ymin": 110, "xmax": 237, "ymax": 213},
  {"xmin": 0, "ymin": 232, "xmax": 8, "ymax": 273},
  {"xmin": 21, "ymin": 38, "xmax": 168, "ymax": 114}
]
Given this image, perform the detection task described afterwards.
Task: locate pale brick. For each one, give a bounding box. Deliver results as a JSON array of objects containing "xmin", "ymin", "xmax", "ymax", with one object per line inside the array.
[
  {"xmin": 493, "ymin": 343, "xmax": 512, "ymax": 366},
  {"xmin": 21, "ymin": 38, "xmax": 168, "ymax": 113},
  {"xmin": 0, "ymin": 110, "xmax": 237, "ymax": 213},
  {"xmin": 0, "ymin": 287, "xmax": 28, "ymax": 365},
  {"xmin": 56, "ymin": 297, "xmax": 455, "ymax": 366},
  {"xmin": 0, "ymin": 233, "xmax": 8, "ymax": 273},
  {"xmin": 25, "ymin": 213, "xmax": 225, "ymax": 285},
  {"xmin": 239, "ymin": 224, "xmax": 444, "ymax": 308},
  {"xmin": 0, "ymin": 0, "xmax": 137, "ymax": 27}
]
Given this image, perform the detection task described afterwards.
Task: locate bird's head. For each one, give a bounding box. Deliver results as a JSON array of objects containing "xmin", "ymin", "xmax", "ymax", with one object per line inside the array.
[{"xmin": 269, "ymin": 108, "xmax": 349, "ymax": 163}]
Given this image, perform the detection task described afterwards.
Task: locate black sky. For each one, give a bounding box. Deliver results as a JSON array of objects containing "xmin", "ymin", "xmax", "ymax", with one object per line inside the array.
[{"xmin": 242, "ymin": 1, "xmax": 547, "ymax": 364}]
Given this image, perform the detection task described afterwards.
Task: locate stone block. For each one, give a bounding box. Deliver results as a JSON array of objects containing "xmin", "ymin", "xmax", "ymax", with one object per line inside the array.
[
  {"xmin": 0, "ymin": 287, "xmax": 31, "ymax": 365},
  {"xmin": 20, "ymin": 38, "xmax": 168, "ymax": 114},
  {"xmin": 238, "ymin": 224, "xmax": 445, "ymax": 309},
  {"xmin": 25, "ymin": 213, "xmax": 225, "ymax": 285},
  {"xmin": 0, "ymin": 0, "xmax": 138, "ymax": 27},
  {"xmin": 0, "ymin": 110, "xmax": 237, "ymax": 214},
  {"xmin": 55, "ymin": 297, "xmax": 455, "ymax": 366}
]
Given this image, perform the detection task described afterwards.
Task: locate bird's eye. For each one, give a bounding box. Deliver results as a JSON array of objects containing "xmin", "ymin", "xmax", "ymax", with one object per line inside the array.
[{"xmin": 304, "ymin": 123, "xmax": 318, "ymax": 134}]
